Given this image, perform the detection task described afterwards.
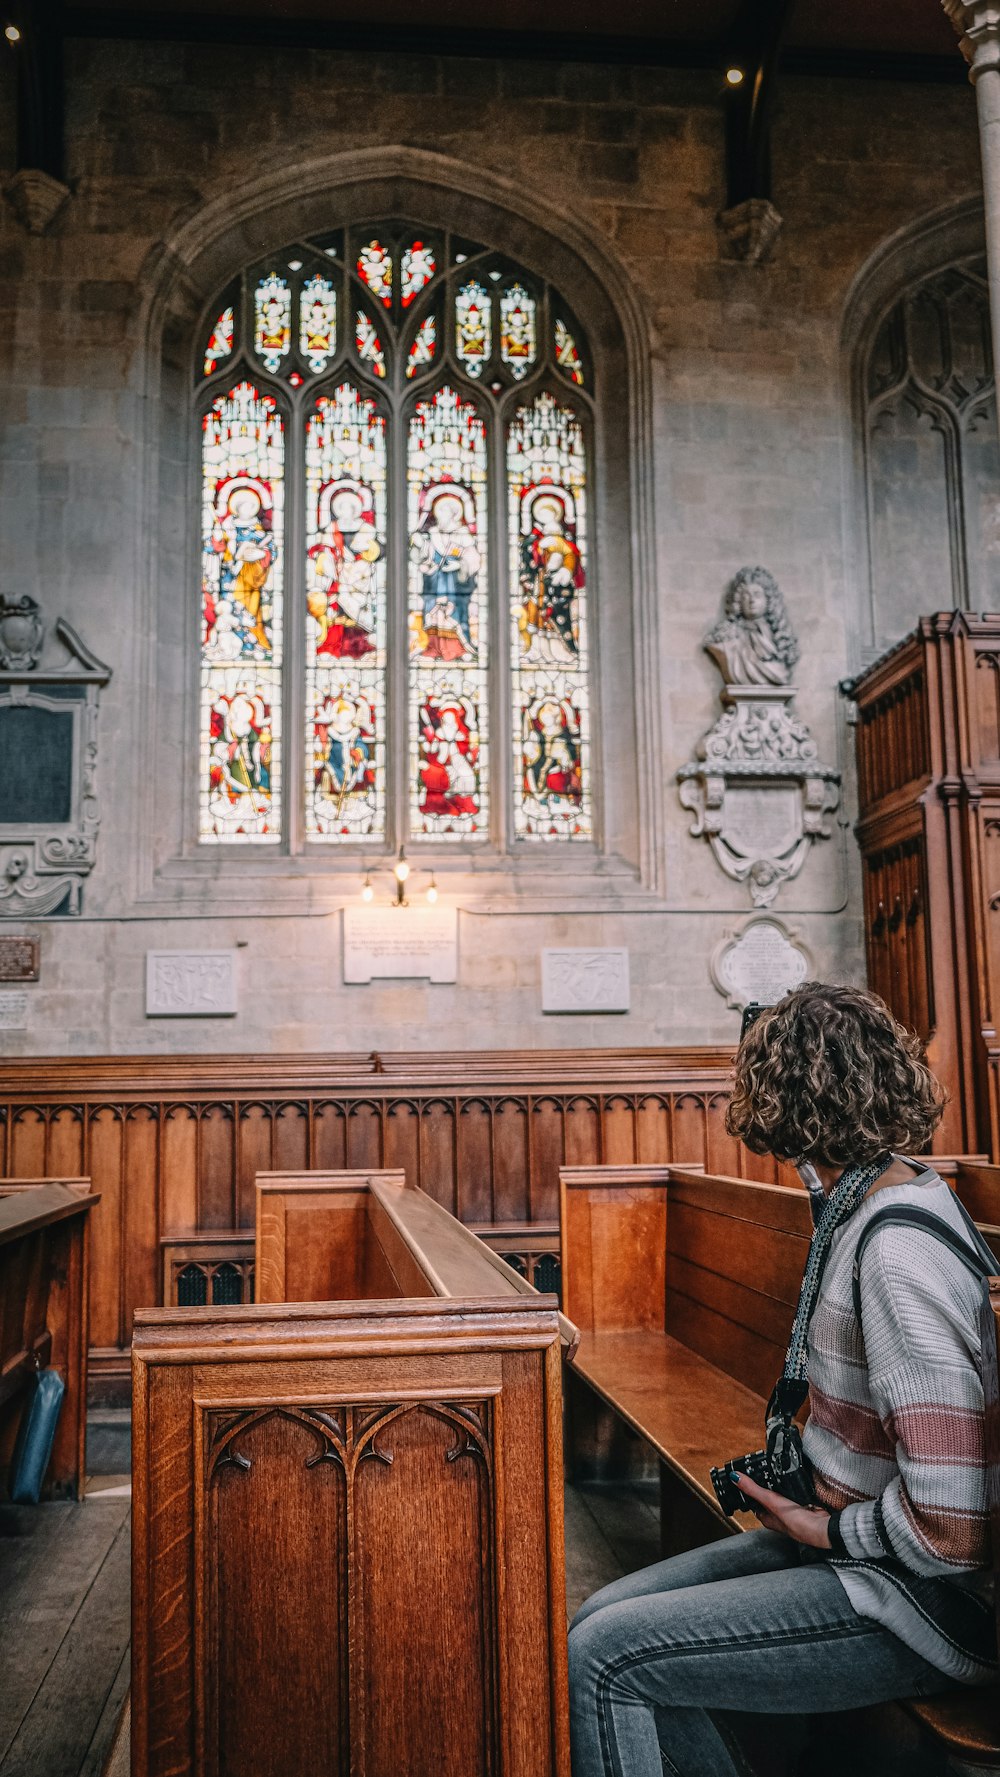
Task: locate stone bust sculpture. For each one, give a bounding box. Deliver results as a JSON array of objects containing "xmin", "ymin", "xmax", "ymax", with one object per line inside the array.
[{"xmin": 704, "ymin": 566, "xmax": 799, "ymax": 687}]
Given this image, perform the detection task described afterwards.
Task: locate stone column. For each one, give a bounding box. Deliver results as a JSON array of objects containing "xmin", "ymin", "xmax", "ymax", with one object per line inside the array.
[{"xmin": 945, "ymin": 2, "xmax": 1000, "ymax": 380}]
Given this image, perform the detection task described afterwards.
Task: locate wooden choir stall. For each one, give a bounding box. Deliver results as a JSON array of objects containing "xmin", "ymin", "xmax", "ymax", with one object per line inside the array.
[{"xmin": 131, "ymin": 1170, "xmax": 574, "ymax": 1777}]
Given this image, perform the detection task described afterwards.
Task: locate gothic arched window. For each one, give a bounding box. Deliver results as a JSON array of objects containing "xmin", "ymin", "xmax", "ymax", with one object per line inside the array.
[{"xmin": 196, "ymin": 224, "xmax": 594, "ymax": 852}]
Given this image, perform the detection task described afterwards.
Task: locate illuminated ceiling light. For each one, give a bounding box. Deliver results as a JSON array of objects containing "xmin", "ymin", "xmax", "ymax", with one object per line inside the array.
[
  {"xmin": 4, "ymin": 23, "xmax": 21, "ymax": 40},
  {"xmin": 725, "ymin": 66, "xmax": 745, "ymax": 86}
]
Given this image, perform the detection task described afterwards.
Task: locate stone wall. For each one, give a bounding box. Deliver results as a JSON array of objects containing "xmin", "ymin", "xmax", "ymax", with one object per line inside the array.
[{"xmin": 0, "ymin": 42, "xmax": 985, "ymax": 1054}]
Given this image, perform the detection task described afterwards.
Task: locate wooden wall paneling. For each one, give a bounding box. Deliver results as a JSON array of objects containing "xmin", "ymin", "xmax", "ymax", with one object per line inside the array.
[
  {"xmin": 198, "ymin": 1105, "xmax": 237, "ymax": 1229},
  {"xmin": 456, "ymin": 1098, "xmax": 494, "ymax": 1225},
  {"xmin": 86, "ymin": 1106, "xmax": 124, "ymax": 1355},
  {"xmin": 11, "ymin": 1105, "xmax": 47, "ymax": 1176},
  {"xmin": 272, "ymin": 1100, "xmax": 309, "ymax": 1173},
  {"xmin": 669, "ymin": 1093, "xmax": 710, "ymax": 1170},
  {"xmin": 526, "ymin": 1097, "xmax": 565, "ymax": 1224},
  {"xmin": 601, "ymin": 1095, "xmax": 638, "ymax": 1166},
  {"xmin": 492, "ymin": 1097, "xmax": 531, "ymax": 1225},
  {"xmin": 383, "ymin": 1099, "xmax": 422, "ymax": 1195},
  {"xmin": 418, "ymin": 1099, "xmax": 459, "ymax": 1217},
  {"xmin": 207, "ymin": 1408, "xmax": 348, "ymax": 1777},
  {"xmin": 314, "ymin": 1100, "xmax": 349, "ymax": 1170},
  {"xmin": 703, "ymin": 1091, "xmax": 744, "ymax": 1176},
  {"xmin": 562, "ymin": 1094, "xmax": 600, "ymax": 1168},
  {"xmin": 635, "ymin": 1094, "xmax": 670, "ymax": 1164},
  {"xmin": 346, "ymin": 1099, "xmax": 383, "ymax": 1170},
  {"xmin": 48, "ymin": 1105, "xmax": 85, "ymax": 1177},
  {"xmin": 123, "ymin": 1107, "xmax": 160, "ymax": 1353},
  {"xmin": 162, "ymin": 1105, "xmax": 198, "ymax": 1233},
  {"xmin": 235, "ymin": 1104, "xmax": 274, "ymax": 1229},
  {"xmin": 559, "ymin": 1167, "xmax": 672, "ymax": 1335}
]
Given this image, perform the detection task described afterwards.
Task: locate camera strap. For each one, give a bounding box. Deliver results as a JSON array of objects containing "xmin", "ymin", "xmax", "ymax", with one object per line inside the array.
[{"xmin": 765, "ymin": 1154, "xmax": 894, "ymax": 1440}]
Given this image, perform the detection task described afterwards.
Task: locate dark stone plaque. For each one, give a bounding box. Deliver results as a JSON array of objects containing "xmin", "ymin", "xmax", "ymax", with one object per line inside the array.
[
  {"xmin": 0, "ymin": 934, "xmax": 40, "ymax": 982},
  {"xmin": 0, "ymin": 702, "xmax": 75, "ymax": 824}
]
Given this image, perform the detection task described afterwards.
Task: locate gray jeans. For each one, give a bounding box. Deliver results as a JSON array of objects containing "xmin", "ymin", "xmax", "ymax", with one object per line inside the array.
[{"xmin": 568, "ymin": 1528, "xmax": 954, "ymax": 1777}]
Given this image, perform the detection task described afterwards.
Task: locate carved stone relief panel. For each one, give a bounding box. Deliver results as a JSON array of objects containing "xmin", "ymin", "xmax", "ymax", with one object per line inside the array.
[{"xmin": 0, "ymin": 596, "xmax": 111, "ymax": 917}]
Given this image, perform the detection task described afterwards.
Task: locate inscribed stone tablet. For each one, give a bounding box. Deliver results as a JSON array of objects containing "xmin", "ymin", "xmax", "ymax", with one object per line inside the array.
[
  {"xmin": 0, "ymin": 991, "xmax": 28, "ymax": 1031},
  {"xmin": 0, "ymin": 934, "xmax": 39, "ymax": 982},
  {"xmin": 710, "ymin": 916, "xmax": 811, "ymax": 1012},
  {"xmin": 343, "ymin": 906, "xmax": 457, "ymax": 984},
  {"xmin": 146, "ymin": 951, "xmax": 238, "ymax": 1017},
  {"xmin": 541, "ymin": 948, "xmax": 630, "ymax": 1014}
]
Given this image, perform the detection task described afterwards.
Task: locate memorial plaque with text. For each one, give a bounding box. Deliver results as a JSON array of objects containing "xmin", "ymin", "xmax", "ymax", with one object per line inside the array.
[
  {"xmin": 711, "ymin": 915, "xmax": 811, "ymax": 1012},
  {"xmin": 343, "ymin": 906, "xmax": 458, "ymax": 984},
  {"xmin": 0, "ymin": 934, "xmax": 40, "ymax": 982}
]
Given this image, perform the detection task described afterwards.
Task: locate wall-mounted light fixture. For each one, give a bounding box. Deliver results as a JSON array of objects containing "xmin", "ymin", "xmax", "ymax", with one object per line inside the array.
[
  {"xmin": 4, "ymin": 23, "xmax": 22, "ymax": 41},
  {"xmin": 359, "ymin": 847, "xmax": 438, "ymax": 908},
  {"xmin": 725, "ymin": 65, "xmax": 745, "ymax": 86}
]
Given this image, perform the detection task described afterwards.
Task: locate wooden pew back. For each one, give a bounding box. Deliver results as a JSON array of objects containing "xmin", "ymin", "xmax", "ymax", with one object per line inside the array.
[
  {"xmin": 0, "ymin": 1181, "xmax": 97, "ymax": 1498},
  {"xmin": 133, "ymin": 1181, "xmax": 571, "ymax": 1777}
]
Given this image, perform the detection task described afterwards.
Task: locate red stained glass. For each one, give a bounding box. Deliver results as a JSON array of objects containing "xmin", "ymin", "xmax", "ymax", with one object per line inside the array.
[
  {"xmin": 356, "ymin": 311, "xmax": 386, "ymax": 379},
  {"xmin": 555, "ymin": 319, "xmax": 584, "ymax": 387},
  {"xmin": 357, "ymin": 240, "xmax": 392, "ymax": 307},
  {"xmin": 401, "ymin": 239, "xmax": 436, "ymax": 306},
  {"xmin": 203, "ymin": 306, "xmax": 234, "ymax": 377},
  {"xmin": 406, "ymin": 314, "xmax": 437, "ymax": 379}
]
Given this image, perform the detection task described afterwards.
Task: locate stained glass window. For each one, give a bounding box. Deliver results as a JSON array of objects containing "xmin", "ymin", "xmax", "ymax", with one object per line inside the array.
[
  {"xmin": 507, "ymin": 391, "xmax": 591, "ymax": 840},
  {"xmin": 456, "ymin": 280, "xmax": 491, "ymax": 378},
  {"xmin": 401, "ymin": 240, "xmax": 436, "ymax": 306},
  {"xmin": 200, "ymin": 380, "xmax": 284, "ymax": 842},
  {"xmin": 555, "ymin": 319, "xmax": 584, "ymax": 387},
  {"xmin": 500, "ymin": 283, "xmax": 536, "ymax": 381},
  {"xmin": 254, "ymin": 275, "xmax": 291, "ymax": 374},
  {"xmin": 195, "ymin": 229, "xmax": 595, "ymax": 854},
  {"xmin": 204, "ymin": 306, "xmax": 234, "ymax": 377},
  {"xmin": 407, "ymin": 386, "xmax": 489, "ymax": 839},
  {"xmin": 406, "ymin": 314, "xmax": 437, "ymax": 379},
  {"xmin": 356, "ymin": 311, "xmax": 387, "ymax": 378},
  {"xmin": 299, "ymin": 275, "xmax": 337, "ymax": 374},
  {"xmin": 305, "ymin": 383, "xmax": 387, "ymax": 841},
  {"xmin": 357, "ymin": 240, "xmax": 392, "ymax": 307}
]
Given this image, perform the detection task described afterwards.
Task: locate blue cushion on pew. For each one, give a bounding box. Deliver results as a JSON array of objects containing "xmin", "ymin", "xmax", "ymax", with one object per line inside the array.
[{"xmin": 9, "ymin": 1368, "xmax": 66, "ymax": 1504}]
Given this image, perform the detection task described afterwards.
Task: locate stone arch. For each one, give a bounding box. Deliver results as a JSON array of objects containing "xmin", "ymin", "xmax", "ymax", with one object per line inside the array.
[
  {"xmin": 841, "ymin": 193, "xmax": 996, "ymax": 663},
  {"xmin": 132, "ymin": 145, "xmax": 665, "ymax": 904}
]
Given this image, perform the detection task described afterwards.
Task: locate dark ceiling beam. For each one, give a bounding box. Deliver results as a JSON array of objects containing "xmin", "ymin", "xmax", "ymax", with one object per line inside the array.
[
  {"xmin": 62, "ymin": 8, "xmax": 966, "ymax": 83},
  {"xmin": 7, "ymin": 0, "xmax": 66, "ymax": 181},
  {"xmin": 723, "ymin": 0, "xmax": 796, "ymax": 210}
]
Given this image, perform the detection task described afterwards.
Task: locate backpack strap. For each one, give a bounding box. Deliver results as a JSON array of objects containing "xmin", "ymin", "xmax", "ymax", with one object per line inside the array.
[{"xmin": 852, "ymin": 1203, "xmax": 998, "ymax": 1324}]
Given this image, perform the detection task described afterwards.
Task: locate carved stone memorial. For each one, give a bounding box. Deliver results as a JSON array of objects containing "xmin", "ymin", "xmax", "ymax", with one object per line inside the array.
[
  {"xmin": 541, "ymin": 947, "xmax": 630, "ymax": 1014},
  {"xmin": 710, "ymin": 914, "xmax": 812, "ymax": 1011},
  {"xmin": 146, "ymin": 951, "xmax": 239, "ymax": 1017},
  {"xmin": 677, "ymin": 568, "xmax": 839, "ymax": 906},
  {"xmin": 0, "ymin": 595, "xmax": 112, "ymax": 917}
]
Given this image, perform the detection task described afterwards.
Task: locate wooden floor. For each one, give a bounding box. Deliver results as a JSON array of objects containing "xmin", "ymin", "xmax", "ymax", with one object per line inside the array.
[
  {"xmin": 0, "ymin": 1409, "xmax": 654, "ymax": 1777},
  {"xmin": 0, "ymin": 1414, "xmax": 131, "ymax": 1777}
]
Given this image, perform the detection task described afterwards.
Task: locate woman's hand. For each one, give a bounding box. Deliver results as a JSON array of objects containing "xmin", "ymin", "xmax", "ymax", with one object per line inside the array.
[{"xmin": 733, "ymin": 1474, "xmax": 833, "ymax": 1549}]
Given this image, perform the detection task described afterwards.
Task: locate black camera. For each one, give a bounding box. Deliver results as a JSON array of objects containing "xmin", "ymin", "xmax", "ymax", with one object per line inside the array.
[
  {"xmin": 710, "ymin": 1441, "xmax": 816, "ymax": 1518},
  {"xmin": 710, "ymin": 1449, "xmax": 779, "ymax": 1517}
]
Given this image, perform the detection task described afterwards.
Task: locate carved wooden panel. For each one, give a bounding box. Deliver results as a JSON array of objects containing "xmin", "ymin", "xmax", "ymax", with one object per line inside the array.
[
  {"xmin": 133, "ymin": 1297, "xmax": 569, "ymax": 1777},
  {"xmin": 855, "ymin": 667, "xmax": 930, "ymax": 810},
  {"xmin": 0, "ymin": 1049, "xmax": 773, "ymax": 1386},
  {"xmin": 862, "ymin": 833, "xmax": 932, "ymax": 1041}
]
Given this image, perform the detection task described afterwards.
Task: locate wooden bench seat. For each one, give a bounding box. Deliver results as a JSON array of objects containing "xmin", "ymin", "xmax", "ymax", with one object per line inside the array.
[{"xmin": 561, "ymin": 1163, "xmax": 1000, "ymax": 1771}]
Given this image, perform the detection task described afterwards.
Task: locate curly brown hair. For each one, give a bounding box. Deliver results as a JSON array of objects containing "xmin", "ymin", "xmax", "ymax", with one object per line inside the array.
[{"xmin": 726, "ymin": 982, "xmax": 945, "ymax": 1167}]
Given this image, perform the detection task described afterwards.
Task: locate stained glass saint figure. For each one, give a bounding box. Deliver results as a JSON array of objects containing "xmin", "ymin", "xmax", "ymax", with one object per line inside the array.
[
  {"xmin": 517, "ymin": 487, "xmax": 583, "ymax": 667},
  {"xmin": 409, "ymin": 483, "xmax": 481, "ymax": 663},
  {"xmin": 307, "ymin": 482, "xmax": 381, "ymax": 660}
]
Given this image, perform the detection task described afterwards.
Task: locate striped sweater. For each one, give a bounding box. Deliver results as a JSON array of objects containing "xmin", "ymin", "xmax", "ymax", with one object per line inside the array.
[{"xmin": 801, "ymin": 1166, "xmax": 997, "ymax": 1683}]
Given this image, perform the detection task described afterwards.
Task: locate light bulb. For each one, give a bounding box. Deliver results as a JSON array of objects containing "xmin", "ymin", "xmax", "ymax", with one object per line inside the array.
[
  {"xmin": 394, "ymin": 847, "xmax": 410, "ymax": 883},
  {"xmin": 725, "ymin": 66, "xmax": 744, "ymax": 86},
  {"xmin": 426, "ymin": 879, "xmax": 438, "ymax": 905},
  {"xmin": 4, "ymin": 23, "xmax": 21, "ymax": 40},
  {"xmin": 361, "ymin": 875, "xmax": 374, "ymax": 903}
]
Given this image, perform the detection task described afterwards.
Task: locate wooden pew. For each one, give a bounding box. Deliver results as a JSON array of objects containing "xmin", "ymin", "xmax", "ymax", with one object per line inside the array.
[
  {"xmin": 132, "ymin": 1174, "xmax": 572, "ymax": 1777},
  {"xmin": 0, "ymin": 1180, "xmax": 97, "ymax": 1500},
  {"xmin": 560, "ymin": 1163, "xmax": 1000, "ymax": 1772}
]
